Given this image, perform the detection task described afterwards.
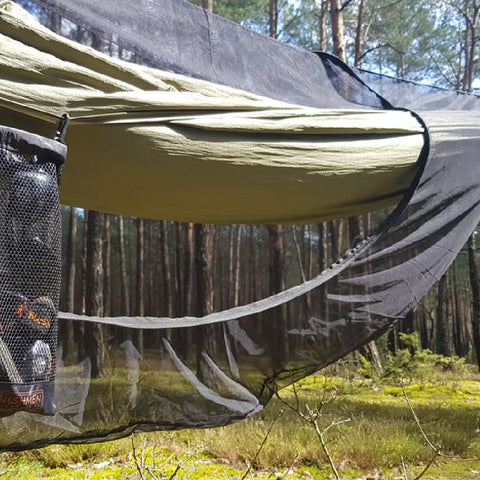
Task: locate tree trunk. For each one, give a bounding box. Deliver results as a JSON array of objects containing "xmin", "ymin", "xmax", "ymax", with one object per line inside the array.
[
  {"xmin": 195, "ymin": 224, "xmax": 216, "ymax": 381},
  {"xmin": 319, "ymin": 0, "xmax": 329, "ymax": 52},
  {"xmin": 436, "ymin": 274, "xmax": 454, "ymax": 356},
  {"xmin": 160, "ymin": 221, "xmax": 173, "ymax": 317},
  {"xmin": 269, "ymin": 0, "xmax": 278, "ymax": 39},
  {"xmin": 118, "ymin": 216, "xmax": 130, "ymax": 315},
  {"xmin": 184, "ymin": 223, "xmax": 194, "ymax": 313},
  {"xmin": 174, "ymin": 223, "xmax": 183, "ymax": 316},
  {"xmin": 49, "ymin": 11, "xmax": 61, "ymax": 33},
  {"xmin": 234, "ymin": 226, "xmax": 242, "ymax": 306},
  {"xmin": 65, "ymin": 207, "xmax": 77, "ymax": 312},
  {"xmin": 354, "ymin": 0, "xmax": 365, "ymax": 67},
  {"xmin": 268, "ymin": 225, "xmax": 284, "ymax": 294},
  {"xmin": 136, "ymin": 218, "xmax": 145, "ymax": 352},
  {"xmin": 195, "ymin": 225, "xmax": 215, "ymax": 316},
  {"xmin": 268, "ymin": 225, "xmax": 288, "ymax": 368},
  {"xmin": 75, "ymin": 211, "xmax": 88, "ymax": 361},
  {"xmin": 85, "ymin": 211, "xmax": 105, "ymax": 378},
  {"xmin": 229, "ymin": 226, "xmax": 235, "ymax": 305},
  {"xmin": 451, "ymin": 261, "xmax": 466, "ymax": 356},
  {"xmin": 318, "ymin": 222, "xmax": 329, "ymax": 316},
  {"xmin": 329, "ymin": 0, "xmax": 346, "ymax": 61},
  {"xmin": 103, "ymin": 215, "xmax": 111, "ymax": 316},
  {"xmin": 468, "ymin": 234, "xmax": 480, "ymax": 369},
  {"xmin": 63, "ymin": 207, "xmax": 77, "ymax": 360},
  {"xmin": 80, "ymin": 211, "xmax": 89, "ymax": 315},
  {"xmin": 202, "ymin": 0, "xmax": 213, "ymax": 13},
  {"xmin": 291, "ymin": 226, "xmax": 312, "ymax": 314}
]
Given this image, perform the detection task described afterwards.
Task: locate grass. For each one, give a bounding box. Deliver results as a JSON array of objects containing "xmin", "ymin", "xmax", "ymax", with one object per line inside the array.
[{"xmin": 1, "ymin": 355, "xmax": 480, "ymax": 479}]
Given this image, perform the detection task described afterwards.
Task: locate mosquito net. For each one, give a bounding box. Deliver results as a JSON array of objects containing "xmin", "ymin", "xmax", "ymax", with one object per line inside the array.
[{"xmin": 0, "ymin": 0, "xmax": 478, "ymax": 452}]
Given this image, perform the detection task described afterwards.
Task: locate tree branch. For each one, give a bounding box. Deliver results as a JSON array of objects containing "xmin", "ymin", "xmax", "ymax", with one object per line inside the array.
[
  {"xmin": 275, "ymin": 380, "xmax": 347, "ymax": 480},
  {"xmin": 240, "ymin": 411, "xmax": 282, "ymax": 480}
]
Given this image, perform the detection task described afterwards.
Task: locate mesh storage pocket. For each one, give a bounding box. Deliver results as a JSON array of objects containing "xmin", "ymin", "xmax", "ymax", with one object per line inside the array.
[{"xmin": 0, "ymin": 126, "xmax": 65, "ymax": 416}]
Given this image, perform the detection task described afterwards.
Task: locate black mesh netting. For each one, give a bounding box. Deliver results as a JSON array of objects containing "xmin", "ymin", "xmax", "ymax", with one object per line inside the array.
[
  {"xmin": 0, "ymin": 0, "xmax": 479, "ymax": 452},
  {"xmin": 0, "ymin": 126, "xmax": 64, "ymax": 417}
]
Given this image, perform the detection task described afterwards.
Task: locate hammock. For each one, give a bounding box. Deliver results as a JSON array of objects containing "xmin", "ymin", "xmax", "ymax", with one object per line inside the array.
[
  {"xmin": 0, "ymin": 0, "xmax": 479, "ymax": 453},
  {"xmin": 0, "ymin": 2, "xmax": 424, "ymax": 224}
]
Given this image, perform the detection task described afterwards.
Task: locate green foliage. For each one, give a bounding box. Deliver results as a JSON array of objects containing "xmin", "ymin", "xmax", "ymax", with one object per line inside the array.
[
  {"xmin": 357, "ymin": 332, "xmax": 470, "ymax": 385},
  {"xmin": 399, "ymin": 331, "xmax": 421, "ymax": 351},
  {"xmin": 1, "ymin": 368, "xmax": 479, "ymax": 479},
  {"xmin": 187, "ymin": 0, "xmax": 270, "ymax": 34},
  {"xmin": 186, "ymin": 0, "xmax": 323, "ymax": 48},
  {"xmin": 186, "ymin": 0, "xmax": 479, "ymax": 90}
]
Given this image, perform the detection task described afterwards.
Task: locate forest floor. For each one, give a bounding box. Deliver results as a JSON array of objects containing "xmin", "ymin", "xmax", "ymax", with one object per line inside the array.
[{"xmin": 1, "ymin": 351, "xmax": 480, "ymax": 480}]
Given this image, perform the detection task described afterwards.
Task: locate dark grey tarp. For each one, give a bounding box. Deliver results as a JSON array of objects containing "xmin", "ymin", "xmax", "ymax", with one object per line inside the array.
[
  {"xmin": 0, "ymin": 0, "xmax": 478, "ymax": 452},
  {"xmin": 31, "ymin": 0, "xmax": 389, "ymax": 110}
]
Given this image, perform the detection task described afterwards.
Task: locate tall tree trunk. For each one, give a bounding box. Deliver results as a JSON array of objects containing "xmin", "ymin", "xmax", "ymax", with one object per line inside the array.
[
  {"xmin": 330, "ymin": 0, "xmax": 346, "ymax": 61},
  {"xmin": 451, "ymin": 262, "xmax": 466, "ymax": 356},
  {"xmin": 291, "ymin": 226, "xmax": 312, "ymax": 314},
  {"xmin": 184, "ymin": 223, "xmax": 194, "ymax": 313},
  {"xmin": 65, "ymin": 207, "xmax": 77, "ymax": 312},
  {"xmin": 118, "ymin": 216, "xmax": 130, "ymax": 315},
  {"xmin": 195, "ymin": 224, "xmax": 216, "ymax": 381},
  {"xmin": 269, "ymin": 0, "xmax": 278, "ymax": 39},
  {"xmin": 350, "ymin": 214, "xmax": 382, "ymax": 372},
  {"xmin": 307, "ymin": 225, "xmax": 313, "ymax": 279},
  {"xmin": 85, "ymin": 211, "xmax": 105, "ymax": 378},
  {"xmin": 136, "ymin": 218, "xmax": 145, "ymax": 352},
  {"xmin": 268, "ymin": 224, "xmax": 288, "ymax": 368},
  {"xmin": 80, "ymin": 211, "xmax": 89, "ymax": 315},
  {"xmin": 202, "ymin": 0, "xmax": 213, "ymax": 13},
  {"xmin": 75, "ymin": 210, "xmax": 89, "ymax": 361},
  {"xmin": 234, "ymin": 226, "xmax": 242, "ymax": 306},
  {"xmin": 267, "ymin": 3, "xmax": 287, "ymax": 367},
  {"xmin": 318, "ymin": 222, "xmax": 329, "ymax": 316},
  {"xmin": 464, "ymin": 2, "xmax": 479, "ymax": 92},
  {"xmin": 49, "ymin": 11, "xmax": 61, "ymax": 33},
  {"xmin": 463, "ymin": 12, "xmax": 471, "ymax": 91},
  {"xmin": 319, "ymin": 0, "xmax": 329, "ymax": 51},
  {"xmin": 437, "ymin": 274, "xmax": 454, "ymax": 356},
  {"xmin": 354, "ymin": 0, "xmax": 365, "ymax": 67},
  {"xmin": 103, "ymin": 215, "xmax": 111, "ymax": 316},
  {"xmin": 195, "ymin": 225, "xmax": 215, "ymax": 316},
  {"xmin": 229, "ymin": 226, "xmax": 235, "ymax": 305},
  {"xmin": 161, "ymin": 221, "xmax": 173, "ymax": 317},
  {"xmin": 468, "ymin": 234, "xmax": 480, "ymax": 369},
  {"xmin": 249, "ymin": 225, "xmax": 257, "ymax": 303},
  {"xmin": 268, "ymin": 225, "xmax": 284, "ymax": 294},
  {"xmin": 174, "ymin": 223, "xmax": 183, "ymax": 315},
  {"xmin": 328, "ymin": 221, "xmax": 338, "ymax": 260},
  {"xmin": 63, "ymin": 207, "xmax": 77, "ymax": 359}
]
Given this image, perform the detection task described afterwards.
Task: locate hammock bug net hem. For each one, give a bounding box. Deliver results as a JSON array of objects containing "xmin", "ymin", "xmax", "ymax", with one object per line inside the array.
[{"xmin": 0, "ymin": 0, "xmax": 479, "ymax": 453}]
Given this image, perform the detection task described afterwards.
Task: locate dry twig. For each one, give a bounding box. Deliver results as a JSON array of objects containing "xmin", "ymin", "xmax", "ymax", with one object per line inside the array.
[
  {"xmin": 131, "ymin": 435, "xmax": 197, "ymax": 480},
  {"xmin": 401, "ymin": 386, "xmax": 440, "ymax": 480},
  {"xmin": 241, "ymin": 411, "xmax": 282, "ymax": 480},
  {"xmin": 275, "ymin": 380, "xmax": 349, "ymax": 480}
]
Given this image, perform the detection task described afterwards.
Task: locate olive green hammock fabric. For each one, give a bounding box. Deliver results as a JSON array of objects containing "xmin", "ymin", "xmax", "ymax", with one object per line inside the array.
[{"xmin": 0, "ymin": 2, "xmax": 424, "ymax": 224}]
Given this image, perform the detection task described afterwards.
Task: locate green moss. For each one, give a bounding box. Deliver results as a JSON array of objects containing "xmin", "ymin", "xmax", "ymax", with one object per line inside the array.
[{"xmin": 1, "ymin": 364, "xmax": 480, "ymax": 480}]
